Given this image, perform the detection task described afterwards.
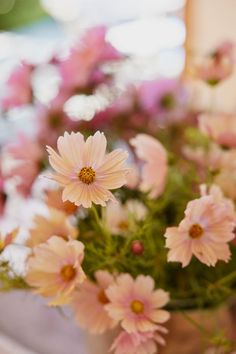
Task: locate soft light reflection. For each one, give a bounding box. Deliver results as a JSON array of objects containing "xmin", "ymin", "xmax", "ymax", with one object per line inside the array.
[{"xmin": 106, "ymin": 17, "xmax": 185, "ymax": 56}]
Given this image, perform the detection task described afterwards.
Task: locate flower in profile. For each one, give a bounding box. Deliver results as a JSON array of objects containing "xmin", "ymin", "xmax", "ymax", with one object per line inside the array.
[
  {"xmin": 5, "ymin": 134, "xmax": 44, "ymax": 196},
  {"xmin": 138, "ymin": 78, "xmax": 187, "ymax": 124},
  {"xmin": 45, "ymin": 188, "xmax": 78, "ymax": 215},
  {"xmin": 110, "ymin": 328, "xmax": 168, "ymax": 354},
  {"xmin": 1, "ymin": 62, "xmax": 33, "ymax": 110},
  {"xmin": 165, "ymin": 195, "xmax": 235, "ymax": 267},
  {"xmin": 199, "ymin": 113, "xmax": 236, "ymax": 148},
  {"xmin": 105, "ymin": 200, "xmax": 147, "ymax": 235},
  {"xmin": 27, "ymin": 208, "xmax": 78, "ymax": 248},
  {"xmin": 0, "ymin": 229, "xmax": 18, "ymax": 252},
  {"xmin": 105, "ymin": 274, "xmax": 170, "ymax": 333},
  {"xmin": 72, "ymin": 270, "xmax": 117, "ymax": 334},
  {"xmin": 130, "ymin": 134, "xmax": 168, "ymax": 199},
  {"xmin": 195, "ymin": 41, "xmax": 234, "ymax": 86},
  {"xmin": 25, "ymin": 236, "xmax": 85, "ymax": 306},
  {"xmin": 47, "ymin": 131, "xmax": 129, "ymax": 208}
]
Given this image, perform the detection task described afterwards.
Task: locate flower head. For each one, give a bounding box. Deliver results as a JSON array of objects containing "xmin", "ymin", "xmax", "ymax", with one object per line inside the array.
[
  {"xmin": 130, "ymin": 134, "xmax": 168, "ymax": 199},
  {"xmin": 72, "ymin": 270, "xmax": 117, "ymax": 334},
  {"xmin": 47, "ymin": 131, "xmax": 129, "ymax": 208},
  {"xmin": 165, "ymin": 195, "xmax": 235, "ymax": 267},
  {"xmin": 25, "ymin": 236, "xmax": 85, "ymax": 305},
  {"xmin": 105, "ymin": 274, "xmax": 170, "ymax": 333},
  {"xmin": 45, "ymin": 188, "xmax": 78, "ymax": 215},
  {"xmin": 27, "ymin": 208, "xmax": 78, "ymax": 247}
]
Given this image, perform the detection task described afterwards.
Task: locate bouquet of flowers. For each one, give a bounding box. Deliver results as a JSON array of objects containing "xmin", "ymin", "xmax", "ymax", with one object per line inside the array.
[{"xmin": 0, "ymin": 26, "xmax": 236, "ymax": 354}]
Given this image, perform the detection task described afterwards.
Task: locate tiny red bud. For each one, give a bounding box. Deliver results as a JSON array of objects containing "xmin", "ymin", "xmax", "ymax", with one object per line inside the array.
[{"xmin": 131, "ymin": 240, "xmax": 144, "ymax": 255}]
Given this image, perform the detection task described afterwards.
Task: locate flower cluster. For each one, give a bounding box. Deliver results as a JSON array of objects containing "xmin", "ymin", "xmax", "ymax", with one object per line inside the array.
[{"xmin": 0, "ymin": 28, "xmax": 236, "ymax": 353}]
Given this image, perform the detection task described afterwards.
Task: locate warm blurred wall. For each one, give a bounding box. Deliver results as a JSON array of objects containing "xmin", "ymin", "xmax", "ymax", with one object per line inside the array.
[{"xmin": 185, "ymin": 0, "xmax": 236, "ymax": 111}]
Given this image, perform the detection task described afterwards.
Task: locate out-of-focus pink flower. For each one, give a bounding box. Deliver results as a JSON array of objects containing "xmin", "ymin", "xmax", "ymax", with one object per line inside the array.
[
  {"xmin": 25, "ymin": 236, "xmax": 85, "ymax": 306},
  {"xmin": 195, "ymin": 41, "xmax": 235, "ymax": 85},
  {"xmin": 130, "ymin": 134, "xmax": 168, "ymax": 199},
  {"xmin": 138, "ymin": 79, "xmax": 187, "ymax": 124},
  {"xmin": 5, "ymin": 134, "xmax": 44, "ymax": 196},
  {"xmin": 110, "ymin": 329, "xmax": 168, "ymax": 354},
  {"xmin": 0, "ymin": 229, "xmax": 18, "ymax": 252},
  {"xmin": 47, "ymin": 131, "xmax": 129, "ymax": 208},
  {"xmin": 1, "ymin": 62, "xmax": 33, "ymax": 110},
  {"xmin": 165, "ymin": 195, "xmax": 235, "ymax": 267},
  {"xmin": 199, "ymin": 113, "xmax": 236, "ymax": 148},
  {"xmin": 45, "ymin": 188, "xmax": 78, "ymax": 215},
  {"xmin": 59, "ymin": 26, "xmax": 122, "ymax": 90},
  {"xmin": 105, "ymin": 273, "xmax": 170, "ymax": 333},
  {"xmin": 72, "ymin": 270, "xmax": 117, "ymax": 334}
]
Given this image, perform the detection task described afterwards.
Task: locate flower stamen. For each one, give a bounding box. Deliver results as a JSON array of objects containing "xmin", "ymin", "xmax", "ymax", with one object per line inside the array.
[
  {"xmin": 130, "ymin": 299, "xmax": 144, "ymax": 314},
  {"xmin": 189, "ymin": 224, "xmax": 204, "ymax": 239},
  {"xmin": 78, "ymin": 167, "xmax": 95, "ymax": 184},
  {"xmin": 60, "ymin": 265, "xmax": 76, "ymax": 282}
]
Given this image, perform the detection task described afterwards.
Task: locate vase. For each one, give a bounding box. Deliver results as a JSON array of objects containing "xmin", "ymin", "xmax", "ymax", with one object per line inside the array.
[{"xmin": 0, "ymin": 291, "xmax": 235, "ymax": 354}]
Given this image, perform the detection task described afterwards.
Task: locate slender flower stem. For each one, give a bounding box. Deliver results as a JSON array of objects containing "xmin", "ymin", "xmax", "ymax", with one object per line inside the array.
[
  {"xmin": 180, "ymin": 310, "xmax": 211, "ymax": 337},
  {"xmin": 215, "ymin": 270, "xmax": 236, "ymax": 287},
  {"xmin": 90, "ymin": 205, "xmax": 111, "ymax": 240}
]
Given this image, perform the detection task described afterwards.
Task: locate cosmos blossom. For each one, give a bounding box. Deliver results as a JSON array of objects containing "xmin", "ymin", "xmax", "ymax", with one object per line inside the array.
[
  {"xmin": 47, "ymin": 131, "xmax": 129, "ymax": 208},
  {"xmin": 72, "ymin": 270, "xmax": 117, "ymax": 334},
  {"xmin": 105, "ymin": 273, "xmax": 170, "ymax": 333},
  {"xmin": 165, "ymin": 195, "xmax": 235, "ymax": 267},
  {"xmin": 25, "ymin": 236, "xmax": 85, "ymax": 306}
]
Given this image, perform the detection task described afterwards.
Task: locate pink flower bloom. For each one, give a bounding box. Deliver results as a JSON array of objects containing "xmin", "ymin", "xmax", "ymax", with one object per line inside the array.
[
  {"xmin": 105, "ymin": 274, "xmax": 170, "ymax": 333},
  {"xmin": 5, "ymin": 134, "xmax": 44, "ymax": 196},
  {"xmin": 59, "ymin": 26, "xmax": 122, "ymax": 89},
  {"xmin": 72, "ymin": 270, "xmax": 117, "ymax": 334},
  {"xmin": 110, "ymin": 329, "xmax": 168, "ymax": 354},
  {"xmin": 1, "ymin": 62, "xmax": 32, "ymax": 110},
  {"xmin": 138, "ymin": 79, "xmax": 187, "ymax": 124},
  {"xmin": 165, "ymin": 195, "xmax": 235, "ymax": 267},
  {"xmin": 130, "ymin": 134, "xmax": 168, "ymax": 199},
  {"xmin": 199, "ymin": 113, "xmax": 236, "ymax": 148},
  {"xmin": 25, "ymin": 236, "xmax": 85, "ymax": 306},
  {"xmin": 47, "ymin": 131, "xmax": 129, "ymax": 208}
]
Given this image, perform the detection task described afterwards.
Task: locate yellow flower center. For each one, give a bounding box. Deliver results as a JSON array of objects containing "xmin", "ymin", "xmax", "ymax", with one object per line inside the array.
[
  {"xmin": 60, "ymin": 265, "xmax": 76, "ymax": 282},
  {"xmin": 130, "ymin": 300, "xmax": 144, "ymax": 314},
  {"xmin": 78, "ymin": 167, "xmax": 95, "ymax": 184},
  {"xmin": 97, "ymin": 290, "xmax": 110, "ymax": 304},
  {"xmin": 189, "ymin": 224, "xmax": 204, "ymax": 239},
  {"xmin": 118, "ymin": 220, "xmax": 129, "ymax": 231}
]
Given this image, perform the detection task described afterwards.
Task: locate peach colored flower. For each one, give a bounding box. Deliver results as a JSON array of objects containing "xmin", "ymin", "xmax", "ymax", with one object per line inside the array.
[
  {"xmin": 25, "ymin": 236, "xmax": 85, "ymax": 305},
  {"xmin": 47, "ymin": 131, "xmax": 129, "ymax": 208},
  {"xmin": 72, "ymin": 270, "xmax": 117, "ymax": 334},
  {"xmin": 105, "ymin": 200, "xmax": 147, "ymax": 235},
  {"xmin": 0, "ymin": 229, "xmax": 18, "ymax": 252},
  {"xmin": 27, "ymin": 208, "xmax": 78, "ymax": 248},
  {"xmin": 105, "ymin": 274, "xmax": 170, "ymax": 333},
  {"xmin": 45, "ymin": 188, "xmax": 78, "ymax": 215},
  {"xmin": 165, "ymin": 195, "xmax": 235, "ymax": 267},
  {"xmin": 110, "ymin": 328, "xmax": 168, "ymax": 354},
  {"xmin": 199, "ymin": 113, "xmax": 236, "ymax": 148},
  {"xmin": 130, "ymin": 134, "xmax": 168, "ymax": 199}
]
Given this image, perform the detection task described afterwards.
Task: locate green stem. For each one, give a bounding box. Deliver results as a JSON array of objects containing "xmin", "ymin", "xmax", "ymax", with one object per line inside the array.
[
  {"xmin": 216, "ymin": 270, "xmax": 236, "ymax": 287},
  {"xmin": 180, "ymin": 310, "xmax": 211, "ymax": 337},
  {"xmin": 90, "ymin": 205, "xmax": 111, "ymax": 240}
]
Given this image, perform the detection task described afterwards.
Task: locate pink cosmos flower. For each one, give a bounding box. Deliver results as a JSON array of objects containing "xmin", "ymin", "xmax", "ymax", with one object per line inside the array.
[
  {"xmin": 25, "ymin": 236, "xmax": 85, "ymax": 306},
  {"xmin": 72, "ymin": 270, "xmax": 117, "ymax": 334},
  {"xmin": 138, "ymin": 79, "xmax": 187, "ymax": 124},
  {"xmin": 110, "ymin": 328, "xmax": 168, "ymax": 354},
  {"xmin": 47, "ymin": 131, "xmax": 129, "ymax": 208},
  {"xmin": 195, "ymin": 41, "xmax": 235, "ymax": 85},
  {"xmin": 130, "ymin": 134, "xmax": 168, "ymax": 199},
  {"xmin": 165, "ymin": 195, "xmax": 235, "ymax": 267},
  {"xmin": 105, "ymin": 274, "xmax": 170, "ymax": 333},
  {"xmin": 1, "ymin": 62, "xmax": 32, "ymax": 110},
  {"xmin": 5, "ymin": 134, "xmax": 44, "ymax": 196},
  {"xmin": 199, "ymin": 113, "xmax": 236, "ymax": 148},
  {"xmin": 59, "ymin": 26, "xmax": 122, "ymax": 89}
]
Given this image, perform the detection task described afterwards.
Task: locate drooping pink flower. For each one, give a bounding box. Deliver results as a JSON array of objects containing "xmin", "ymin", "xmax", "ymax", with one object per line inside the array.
[
  {"xmin": 195, "ymin": 41, "xmax": 235, "ymax": 85},
  {"xmin": 1, "ymin": 62, "xmax": 33, "ymax": 110},
  {"xmin": 25, "ymin": 236, "xmax": 85, "ymax": 306},
  {"xmin": 105, "ymin": 274, "xmax": 170, "ymax": 333},
  {"xmin": 47, "ymin": 131, "xmax": 129, "ymax": 208},
  {"xmin": 165, "ymin": 195, "xmax": 235, "ymax": 267},
  {"xmin": 138, "ymin": 79, "xmax": 187, "ymax": 124},
  {"xmin": 130, "ymin": 134, "xmax": 168, "ymax": 199},
  {"xmin": 110, "ymin": 328, "xmax": 168, "ymax": 354},
  {"xmin": 59, "ymin": 26, "xmax": 122, "ymax": 90},
  {"xmin": 72, "ymin": 270, "xmax": 117, "ymax": 334},
  {"xmin": 5, "ymin": 134, "xmax": 44, "ymax": 196},
  {"xmin": 199, "ymin": 113, "xmax": 236, "ymax": 148}
]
